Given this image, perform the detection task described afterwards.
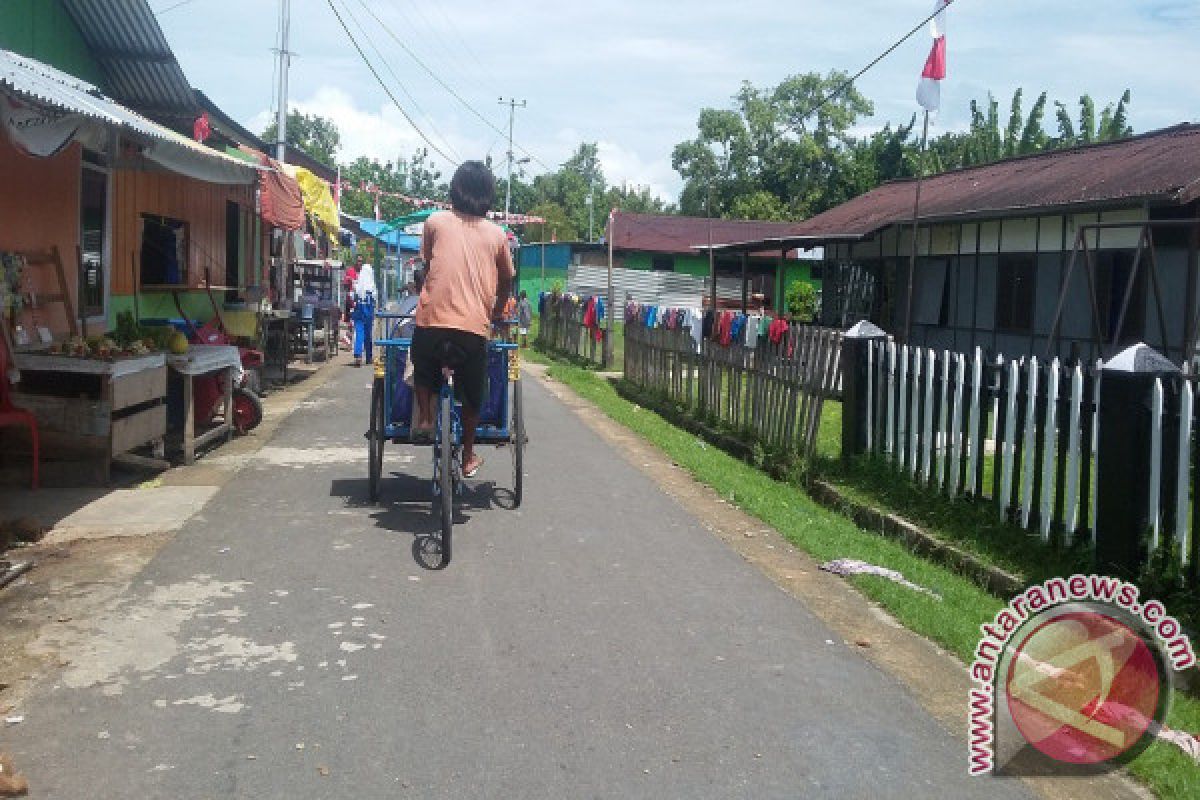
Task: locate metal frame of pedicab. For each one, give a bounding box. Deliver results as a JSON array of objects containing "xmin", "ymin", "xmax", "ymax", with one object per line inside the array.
[{"xmin": 366, "ymin": 312, "xmax": 525, "ymax": 568}]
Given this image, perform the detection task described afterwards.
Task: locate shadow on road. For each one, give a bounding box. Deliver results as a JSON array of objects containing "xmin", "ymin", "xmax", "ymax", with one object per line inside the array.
[{"xmin": 330, "ymin": 473, "xmax": 509, "ymax": 570}]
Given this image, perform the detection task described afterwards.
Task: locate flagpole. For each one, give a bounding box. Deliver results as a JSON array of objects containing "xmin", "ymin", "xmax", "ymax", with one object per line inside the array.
[{"xmin": 903, "ymin": 110, "xmax": 931, "ymax": 344}]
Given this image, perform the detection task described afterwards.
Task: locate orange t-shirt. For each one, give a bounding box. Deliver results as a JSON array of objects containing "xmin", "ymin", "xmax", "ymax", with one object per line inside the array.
[{"xmin": 417, "ymin": 211, "xmax": 514, "ymax": 338}]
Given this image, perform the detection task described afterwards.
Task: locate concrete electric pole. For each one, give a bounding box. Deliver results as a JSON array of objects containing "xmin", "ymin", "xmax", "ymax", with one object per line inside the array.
[
  {"xmin": 498, "ymin": 97, "xmax": 526, "ymax": 222},
  {"xmin": 273, "ymin": 0, "xmax": 292, "ymax": 163}
]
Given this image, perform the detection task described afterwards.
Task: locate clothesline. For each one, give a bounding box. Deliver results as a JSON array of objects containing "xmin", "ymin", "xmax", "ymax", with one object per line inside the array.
[
  {"xmin": 539, "ymin": 291, "xmax": 608, "ymax": 342},
  {"xmin": 624, "ymin": 302, "xmax": 796, "ymax": 353}
]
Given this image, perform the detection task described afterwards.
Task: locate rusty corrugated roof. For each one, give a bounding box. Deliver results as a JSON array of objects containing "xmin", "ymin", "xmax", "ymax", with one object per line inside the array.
[
  {"xmin": 790, "ymin": 123, "xmax": 1200, "ymax": 240},
  {"xmin": 609, "ymin": 212, "xmax": 803, "ymax": 256}
]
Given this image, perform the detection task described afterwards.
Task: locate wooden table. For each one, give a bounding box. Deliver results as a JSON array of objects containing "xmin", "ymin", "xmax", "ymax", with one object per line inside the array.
[
  {"xmin": 167, "ymin": 345, "xmax": 239, "ymax": 465},
  {"xmin": 12, "ymin": 353, "xmax": 168, "ymax": 482}
]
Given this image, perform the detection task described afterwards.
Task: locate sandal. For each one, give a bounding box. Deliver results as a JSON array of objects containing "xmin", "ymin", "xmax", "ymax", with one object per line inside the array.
[
  {"xmin": 410, "ymin": 426, "xmax": 434, "ymax": 443},
  {"xmin": 463, "ymin": 456, "xmax": 484, "ymax": 478}
]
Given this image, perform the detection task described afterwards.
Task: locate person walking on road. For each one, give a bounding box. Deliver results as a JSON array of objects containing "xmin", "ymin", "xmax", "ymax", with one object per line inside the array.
[
  {"xmin": 410, "ymin": 161, "xmax": 514, "ymax": 478},
  {"xmin": 351, "ymin": 260, "xmax": 377, "ymax": 367},
  {"xmin": 517, "ymin": 290, "xmax": 533, "ymax": 348}
]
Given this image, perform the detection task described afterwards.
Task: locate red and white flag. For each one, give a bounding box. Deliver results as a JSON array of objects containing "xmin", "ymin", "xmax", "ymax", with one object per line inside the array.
[{"xmin": 916, "ymin": 0, "xmax": 951, "ymax": 112}]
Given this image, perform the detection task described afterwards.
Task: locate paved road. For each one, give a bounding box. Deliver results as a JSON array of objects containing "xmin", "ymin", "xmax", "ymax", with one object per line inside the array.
[{"xmin": 7, "ymin": 364, "xmax": 1032, "ymax": 799}]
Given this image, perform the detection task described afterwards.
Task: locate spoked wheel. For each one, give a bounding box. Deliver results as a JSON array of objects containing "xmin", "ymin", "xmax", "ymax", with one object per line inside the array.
[
  {"xmin": 231, "ymin": 387, "xmax": 263, "ymax": 435},
  {"xmin": 367, "ymin": 377, "xmax": 385, "ymax": 502},
  {"xmin": 511, "ymin": 378, "xmax": 524, "ymax": 508},
  {"xmin": 434, "ymin": 391, "xmax": 454, "ymax": 568}
]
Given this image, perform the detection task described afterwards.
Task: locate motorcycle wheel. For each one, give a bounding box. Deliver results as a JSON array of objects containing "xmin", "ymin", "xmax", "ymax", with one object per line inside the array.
[{"xmin": 232, "ymin": 387, "xmax": 264, "ymax": 434}]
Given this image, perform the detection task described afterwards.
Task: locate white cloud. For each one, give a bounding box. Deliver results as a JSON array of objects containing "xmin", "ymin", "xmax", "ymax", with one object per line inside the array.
[{"xmin": 159, "ymin": 0, "xmax": 1200, "ymax": 208}]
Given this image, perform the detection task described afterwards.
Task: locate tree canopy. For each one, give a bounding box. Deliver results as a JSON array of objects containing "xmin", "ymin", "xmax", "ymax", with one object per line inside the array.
[{"xmin": 261, "ymin": 111, "xmax": 341, "ymax": 166}]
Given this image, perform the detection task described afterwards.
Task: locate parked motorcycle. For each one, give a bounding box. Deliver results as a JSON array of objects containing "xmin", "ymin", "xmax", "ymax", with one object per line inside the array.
[{"xmin": 184, "ymin": 317, "xmax": 265, "ymax": 436}]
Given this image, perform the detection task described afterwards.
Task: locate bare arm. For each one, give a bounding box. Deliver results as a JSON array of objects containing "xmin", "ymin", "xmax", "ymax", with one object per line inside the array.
[{"xmin": 493, "ymin": 244, "xmax": 515, "ymax": 320}]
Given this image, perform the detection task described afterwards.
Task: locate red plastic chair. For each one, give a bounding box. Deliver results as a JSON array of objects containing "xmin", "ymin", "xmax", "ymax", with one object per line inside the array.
[{"xmin": 0, "ymin": 335, "xmax": 39, "ymax": 489}]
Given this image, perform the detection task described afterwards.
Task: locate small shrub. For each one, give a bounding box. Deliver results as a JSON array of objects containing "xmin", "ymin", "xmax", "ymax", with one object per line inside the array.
[{"xmin": 786, "ymin": 280, "xmax": 818, "ymax": 322}]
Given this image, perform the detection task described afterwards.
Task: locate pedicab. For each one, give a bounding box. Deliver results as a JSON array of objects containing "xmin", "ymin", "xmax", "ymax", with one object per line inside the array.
[{"xmin": 365, "ymin": 313, "xmax": 525, "ymax": 569}]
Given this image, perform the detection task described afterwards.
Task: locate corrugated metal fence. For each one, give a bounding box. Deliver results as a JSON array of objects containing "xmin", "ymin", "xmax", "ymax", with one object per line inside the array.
[{"xmin": 567, "ymin": 265, "xmax": 745, "ymax": 309}]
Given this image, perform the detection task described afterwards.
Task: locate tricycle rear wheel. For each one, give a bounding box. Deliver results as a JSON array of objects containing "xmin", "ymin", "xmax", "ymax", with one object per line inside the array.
[
  {"xmin": 367, "ymin": 377, "xmax": 385, "ymax": 502},
  {"xmin": 511, "ymin": 379, "xmax": 524, "ymax": 508}
]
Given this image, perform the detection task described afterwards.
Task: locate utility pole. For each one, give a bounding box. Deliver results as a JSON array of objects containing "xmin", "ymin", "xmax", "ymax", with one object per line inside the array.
[
  {"xmin": 586, "ymin": 180, "xmax": 595, "ymax": 242},
  {"xmin": 498, "ymin": 97, "xmax": 526, "ymax": 223},
  {"xmin": 273, "ymin": 0, "xmax": 292, "ymax": 163}
]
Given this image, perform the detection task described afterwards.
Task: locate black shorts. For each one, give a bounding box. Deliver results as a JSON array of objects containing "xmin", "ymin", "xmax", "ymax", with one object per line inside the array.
[{"xmin": 410, "ymin": 326, "xmax": 488, "ymax": 411}]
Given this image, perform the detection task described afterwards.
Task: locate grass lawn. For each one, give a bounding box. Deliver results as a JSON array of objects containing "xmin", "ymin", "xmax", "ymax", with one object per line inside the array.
[{"xmin": 537, "ymin": 358, "xmax": 1200, "ymax": 800}]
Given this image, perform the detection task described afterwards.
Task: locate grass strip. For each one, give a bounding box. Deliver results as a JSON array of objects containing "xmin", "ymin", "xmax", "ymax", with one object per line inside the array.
[{"xmin": 540, "ymin": 359, "xmax": 1200, "ymax": 799}]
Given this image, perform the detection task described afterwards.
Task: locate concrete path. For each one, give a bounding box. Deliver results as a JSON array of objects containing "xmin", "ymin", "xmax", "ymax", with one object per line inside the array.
[{"xmin": 2, "ymin": 362, "xmax": 1037, "ymax": 799}]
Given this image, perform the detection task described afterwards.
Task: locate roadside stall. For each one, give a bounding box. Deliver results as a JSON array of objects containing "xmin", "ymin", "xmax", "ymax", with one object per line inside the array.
[
  {"xmin": 287, "ymin": 259, "xmax": 340, "ymax": 363},
  {"xmin": 0, "ymin": 50, "xmax": 265, "ymax": 482}
]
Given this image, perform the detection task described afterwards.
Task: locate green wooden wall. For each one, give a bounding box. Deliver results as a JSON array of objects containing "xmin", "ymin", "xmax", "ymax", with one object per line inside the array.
[{"xmin": 0, "ymin": 0, "xmax": 105, "ymax": 85}]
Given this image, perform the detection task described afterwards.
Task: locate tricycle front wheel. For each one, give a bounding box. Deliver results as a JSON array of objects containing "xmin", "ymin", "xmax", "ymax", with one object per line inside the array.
[
  {"xmin": 511, "ymin": 379, "xmax": 524, "ymax": 508},
  {"xmin": 436, "ymin": 391, "xmax": 454, "ymax": 567}
]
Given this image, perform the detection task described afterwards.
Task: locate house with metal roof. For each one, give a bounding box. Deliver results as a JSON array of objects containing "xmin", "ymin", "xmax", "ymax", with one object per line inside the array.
[
  {"xmin": 607, "ymin": 212, "xmax": 820, "ymax": 311},
  {"xmin": 0, "ymin": 0, "xmax": 306, "ymax": 334},
  {"xmin": 705, "ymin": 124, "xmax": 1200, "ymax": 363}
]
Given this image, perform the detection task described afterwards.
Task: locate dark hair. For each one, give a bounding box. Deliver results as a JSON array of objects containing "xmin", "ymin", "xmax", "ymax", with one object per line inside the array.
[
  {"xmin": 449, "ymin": 161, "xmax": 496, "ymax": 217},
  {"xmin": 519, "ymin": 290, "xmax": 527, "ymax": 299}
]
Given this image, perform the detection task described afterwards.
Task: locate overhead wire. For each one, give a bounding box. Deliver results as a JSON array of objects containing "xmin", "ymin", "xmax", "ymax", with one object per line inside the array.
[
  {"xmin": 338, "ymin": 0, "xmax": 462, "ymax": 164},
  {"xmin": 153, "ymin": 0, "xmax": 201, "ymax": 14},
  {"xmin": 371, "ymin": 0, "xmax": 485, "ymax": 109},
  {"xmin": 414, "ymin": 0, "xmax": 493, "ymax": 84},
  {"xmin": 324, "ymin": 0, "xmax": 459, "ymax": 166},
  {"xmin": 795, "ymin": 0, "xmax": 958, "ymax": 127},
  {"xmin": 353, "ymin": 0, "xmax": 555, "ymax": 173}
]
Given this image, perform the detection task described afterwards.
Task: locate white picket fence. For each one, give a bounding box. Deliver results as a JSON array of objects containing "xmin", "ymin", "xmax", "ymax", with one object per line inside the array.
[{"xmin": 863, "ymin": 341, "xmax": 1199, "ymax": 574}]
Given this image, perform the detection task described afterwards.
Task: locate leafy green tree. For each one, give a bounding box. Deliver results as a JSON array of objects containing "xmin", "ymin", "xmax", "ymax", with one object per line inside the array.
[
  {"xmin": 671, "ymin": 71, "xmax": 872, "ymax": 219},
  {"xmin": 262, "ymin": 111, "xmax": 341, "ymax": 165},
  {"xmin": 728, "ymin": 191, "xmax": 789, "ymax": 221},
  {"xmin": 405, "ymin": 148, "xmax": 446, "ymax": 201},
  {"xmin": 1054, "ymin": 90, "xmax": 1132, "ymax": 146},
  {"xmin": 339, "ymin": 156, "xmax": 412, "ymax": 221},
  {"xmin": 522, "ymin": 202, "xmax": 578, "ymax": 242}
]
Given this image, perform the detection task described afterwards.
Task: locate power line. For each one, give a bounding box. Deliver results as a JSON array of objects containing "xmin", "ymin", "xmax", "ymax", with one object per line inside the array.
[
  {"xmin": 338, "ymin": 0, "xmax": 462, "ymax": 164},
  {"xmin": 353, "ymin": 0, "xmax": 554, "ymax": 173},
  {"xmin": 400, "ymin": 0, "xmax": 488, "ymax": 92},
  {"xmin": 324, "ymin": 0, "xmax": 459, "ymax": 166},
  {"xmin": 415, "ymin": 0, "xmax": 493, "ymax": 84},
  {"xmin": 154, "ymin": 0, "xmax": 200, "ymax": 14}
]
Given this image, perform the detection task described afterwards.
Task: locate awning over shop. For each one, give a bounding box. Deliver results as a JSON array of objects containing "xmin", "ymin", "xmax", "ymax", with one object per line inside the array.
[
  {"xmin": 0, "ymin": 49, "xmax": 259, "ymax": 185},
  {"xmin": 284, "ymin": 165, "xmax": 339, "ymax": 237},
  {"xmin": 257, "ymin": 154, "xmax": 305, "ymax": 231},
  {"xmin": 352, "ymin": 217, "xmax": 422, "ymax": 252}
]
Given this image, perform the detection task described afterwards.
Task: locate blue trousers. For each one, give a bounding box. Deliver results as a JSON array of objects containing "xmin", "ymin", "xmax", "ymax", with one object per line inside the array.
[{"xmin": 353, "ymin": 315, "xmax": 373, "ymax": 362}]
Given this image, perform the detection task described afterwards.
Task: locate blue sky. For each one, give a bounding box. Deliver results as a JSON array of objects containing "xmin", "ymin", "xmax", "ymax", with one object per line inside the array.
[{"xmin": 155, "ymin": 0, "xmax": 1200, "ymax": 201}]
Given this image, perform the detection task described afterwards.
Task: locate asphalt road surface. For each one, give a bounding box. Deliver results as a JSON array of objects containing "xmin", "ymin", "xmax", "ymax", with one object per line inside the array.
[{"xmin": 7, "ymin": 364, "xmax": 1033, "ymax": 799}]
